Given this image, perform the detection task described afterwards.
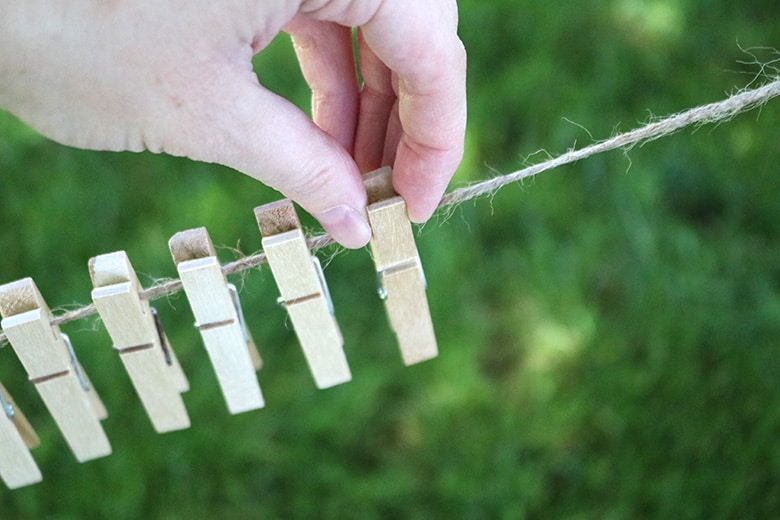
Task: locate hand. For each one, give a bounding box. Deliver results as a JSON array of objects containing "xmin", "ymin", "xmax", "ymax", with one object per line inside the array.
[{"xmin": 0, "ymin": 1, "xmax": 466, "ymax": 248}]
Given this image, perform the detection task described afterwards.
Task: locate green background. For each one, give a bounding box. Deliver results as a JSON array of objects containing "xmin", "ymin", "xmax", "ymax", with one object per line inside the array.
[{"xmin": 2, "ymin": 1, "xmax": 780, "ymax": 517}]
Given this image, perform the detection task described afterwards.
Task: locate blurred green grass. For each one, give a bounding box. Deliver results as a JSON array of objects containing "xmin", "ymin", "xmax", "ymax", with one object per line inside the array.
[{"xmin": 2, "ymin": 1, "xmax": 780, "ymax": 518}]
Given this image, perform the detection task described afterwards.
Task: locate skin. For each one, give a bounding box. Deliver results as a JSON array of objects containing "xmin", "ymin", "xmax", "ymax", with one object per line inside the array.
[{"xmin": 0, "ymin": 0, "xmax": 467, "ymax": 248}]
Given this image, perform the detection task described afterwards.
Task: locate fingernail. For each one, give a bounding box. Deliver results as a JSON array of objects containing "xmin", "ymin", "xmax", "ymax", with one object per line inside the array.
[{"xmin": 313, "ymin": 205, "xmax": 372, "ymax": 249}]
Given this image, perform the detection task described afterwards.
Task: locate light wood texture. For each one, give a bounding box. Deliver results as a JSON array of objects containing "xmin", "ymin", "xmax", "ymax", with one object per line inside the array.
[
  {"xmin": 379, "ymin": 266, "xmax": 437, "ymax": 364},
  {"xmin": 199, "ymin": 322, "xmax": 265, "ymax": 413},
  {"xmin": 1, "ymin": 384, "xmax": 40, "ymax": 449},
  {"xmin": 170, "ymin": 227, "xmax": 264, "ymax": 414},
  {"xmin": 168, "ymin": 226, "xmax": 216, "ymax": 263},
  {"xmin": 364, "ymin": 166, "xmax": 397, "ymax": 204},
  {"xmin": 365, "ymin": 167, "xmax": 439, "ymax": 365},
  {"xmin": 286, "ymin": 298, "xmax": 349, "ymax": 388},
  {"xmin": 113, "ymin": 346, "xmax": 191, "ymax": 431},
  {"xmin": 91, "ymin": 280, "xmax": 188, "ymax": 395},
  {"xmin": 0, "ymin": 383, "xmax": 42, "ymax": 489},
  {"xmin": 0, "ymin": 278, "xmax": 112, "ymax": 462},
  {"xmin": 90, "ymin": 252, "xmax": 190, "ymax": 433},
  {"xmin": 36, "ymin": 373, "xmax": 112, "ymax": 462},
  {"xmin": 254, "ymin": 199, "xmax": 300, "ymax": 236},
  {"xmin": 177, "ymin": 257, "xmax": 236, "ymax": 324},
  {"xmin": 91, "ymin": 282, "xmax": 156, "ymax": 347},
  {"xmin": 255, "ymin": 200, "xmax": 351, "ymax": 389},
  {"xmin": 262, "ymin": 230, "xmax": 322, "ymax": 301},
  {"xmin": 367, "ymin": 198, "xmax": 420, "ymax": 271}
]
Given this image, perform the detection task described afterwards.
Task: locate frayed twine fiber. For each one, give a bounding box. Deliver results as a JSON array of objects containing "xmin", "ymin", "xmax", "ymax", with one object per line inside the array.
[{"xmin": 1, "ymin": 78, "xmax": 779, "ymax": 347}]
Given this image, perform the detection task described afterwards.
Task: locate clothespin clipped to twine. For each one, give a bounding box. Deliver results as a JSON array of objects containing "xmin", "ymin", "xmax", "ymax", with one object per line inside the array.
[
  {"xmin": 255, "ymin": 199, "xmax": 351, "ymax": 389},
  {"xmin": 0, "ymin": 382, "xmax": 42, "ymax": 489},
  {"xmin": 169, "ymin": 227, "xmax": 265, "ymax": 414},
  {"xmin": 364, "ymin": 167, "xmax": 438, "ymax": 365},
  {"xmin": 0, "ymin": 278, "xmax": 111, "ymax": 463},
  {"xmin": 90, "ymin": 251, "xmax": 191, "ymax": 432}
]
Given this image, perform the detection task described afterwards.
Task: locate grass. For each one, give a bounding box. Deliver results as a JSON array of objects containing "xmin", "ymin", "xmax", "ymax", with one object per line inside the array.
[{"xmin": 2, "ymin": 1, "xmax": 780, "ymax": 517}]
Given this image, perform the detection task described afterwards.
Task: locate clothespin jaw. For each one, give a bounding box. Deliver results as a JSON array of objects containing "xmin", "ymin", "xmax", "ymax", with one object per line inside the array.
[
  {"xmin": 169, "ymin": 227, "xmax": 264, "ymax": 414},
  {"xmin": 255, "ymin": 200, "xmax": 351, "ymax": 389},
  {"xmin": 364, "ymin": 167, "xmax": 438, "ymax": 365},
  {"xmin": 0, "ymin": 382, "xmax": 42, "ymax": 489},
  {"xmin": 90, "ymin": 252, "xmax": 191, "ymax": 433},
  {"xmin": 0, "ymin": 278, "xmax": 111, "ymax": 462}
]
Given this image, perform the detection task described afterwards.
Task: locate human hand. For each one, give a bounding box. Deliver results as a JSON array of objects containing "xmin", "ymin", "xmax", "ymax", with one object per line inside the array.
[{"xmin": 0, "ymin": 1, "xmax": 466, "ymax": 248}]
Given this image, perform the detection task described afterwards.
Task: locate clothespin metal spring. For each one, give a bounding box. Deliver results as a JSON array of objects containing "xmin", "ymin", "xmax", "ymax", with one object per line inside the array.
[
  {"xmin": 61, "ymin": 333, "xmax": 90, "ymax": 393},
  {"xmin": 0, "ymin": 390, "xmax": 14, "ymax": 419}
]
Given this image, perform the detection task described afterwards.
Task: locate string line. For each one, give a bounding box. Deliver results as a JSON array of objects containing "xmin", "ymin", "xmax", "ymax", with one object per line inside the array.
[{"xmin": 1, "ymin": 78, "xmax": 779, "ymax": 346}]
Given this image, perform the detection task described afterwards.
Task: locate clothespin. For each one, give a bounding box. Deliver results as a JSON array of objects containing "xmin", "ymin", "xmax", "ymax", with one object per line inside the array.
[
  {"xmin": 0, "ymin": 278, "xmax": 111, "ymax": 462},
  {"xmin": 255, "ymin": 200, "xmax": 351, "ymax": 388},
  {"xmin": 169, "ymin": 228, "xmax": 264, "ymax": 414},
  {"xmin": 0, "ymin": 382, "xmax": 42, "ymax": 489},
  {"xmin": 364, "ymin": 167, "xmax": 438, "ymax": 365},
  {"xmin": 90, "ymin": 252, "xmax": 191, "ymax": 433}
]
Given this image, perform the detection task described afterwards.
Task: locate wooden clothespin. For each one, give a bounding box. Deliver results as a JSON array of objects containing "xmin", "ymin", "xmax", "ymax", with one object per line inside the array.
[
  {"xmin": 169, "ymin": 227, "xmax": 264, "ymax": 414},
  {"xmin": 0, "ymin": 278, "xmax": 111, "ymax": 462},
  {"xmin": 364, "ymin": 167, "xmax": 438, "ymax": 365},
  {"xmin": 255, "ymin": 200, "xmax": 351, "ymax": 388},
  {"xmin": 90, "ymin": 252, "xmax": 191, "ymax": 433},
  {"xmin": 0, "ymin": 382, "xmax": 42, "ymax": 489}
]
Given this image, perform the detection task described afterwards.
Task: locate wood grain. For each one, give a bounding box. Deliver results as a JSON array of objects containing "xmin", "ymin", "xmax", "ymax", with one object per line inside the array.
[
  {"xmin": 257, "ymin": 202, "xmax": 351, "ymax": 388},
  {"xmin": 0, "ymin": 383, "xmax": 42, "ymax": 489},
  {"xmin": 91, "ymin": 251, "xmax": 190, "ymax": 433},
  {"xmin": 172, "ymin": 228, "xmax": 264, "ymax": 414},
  {"xmin": 0, "ymin": 278, "xmax": 112, "ymax": 461},
  {"xmin": 365, "ymin": 167, "xmax": 438, "ymax": 365}
]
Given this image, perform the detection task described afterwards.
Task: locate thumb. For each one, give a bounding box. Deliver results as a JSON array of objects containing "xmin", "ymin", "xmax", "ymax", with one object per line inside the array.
[{"xmin": 163, "ymin": 69, "xmax": 371, "ymax": 249}]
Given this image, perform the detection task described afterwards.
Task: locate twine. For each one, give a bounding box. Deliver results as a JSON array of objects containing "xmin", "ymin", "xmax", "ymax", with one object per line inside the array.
[{"xmin": 1, "ymin": 78, "xmax": 779, "ymax": 347}]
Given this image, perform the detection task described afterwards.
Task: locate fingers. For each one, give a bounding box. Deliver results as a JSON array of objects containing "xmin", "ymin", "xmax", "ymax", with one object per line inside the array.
[
  {"xmin": 353, "ymin": 29, "xmax": 395, "ymax": 172},
  {"xmin": 306, "ymin": 0, "xmax": 467, "ymax": 222},
  {"xmin": 361, "ymin": 0, "xmax": 467, "ymax": 221},
  {"xmin": 285, "ymin": 15, "xmax": 359, "ymax": 154},
  {"xmin": 286, "ymin": 0, "xmax": 467, "ymax": 223},
  {"xmin": 168, "ymin": 66, "xmax": 371, "ymax": 249}
]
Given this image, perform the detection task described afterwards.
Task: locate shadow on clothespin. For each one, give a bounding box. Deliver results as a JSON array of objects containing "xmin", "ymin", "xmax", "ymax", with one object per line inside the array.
[
  {"xmin": 0, "ymin": 381, "xmax": 42, "ymax": 489},
  {"xmin": 169, "ymin": 227, "xmax": 265, "ymax": 414},
  {"xmin": 255, "ymin": 200, "xmax": 351, "ymax": 389},
  {"xmin": 364, "ymin": 167, "xmax": 438, "ymax": 365},
  {"xmin": 0, "ymin": 278, "xmax": 111, "ymax": 462},
  {"xmin": 90, "ymin": 252, "xmax": 191, "ymax": 433}
]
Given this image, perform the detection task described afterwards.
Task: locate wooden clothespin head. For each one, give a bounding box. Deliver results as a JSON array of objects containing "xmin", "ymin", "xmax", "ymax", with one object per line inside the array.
[
  {"xmin": 255, "ymin": 200, "xmax": 351, "ymax": 389},
  {"xmin": 90, "ymin": 252, "xmax": 191, "ymax": 433},
  {"xmin": 0, "ymin": 278, "xmax": 111, "ymax": 462},
  {"xmin": 0, "ymin": 382, "xmax": 42, "ymax": 489},
  {"xmin": 364, "ymin": 167, "xmax": 438, "ymax": 365},
  {"xmin": 169, "ymin": 227, "xmax": 264, "ymax": 414}
]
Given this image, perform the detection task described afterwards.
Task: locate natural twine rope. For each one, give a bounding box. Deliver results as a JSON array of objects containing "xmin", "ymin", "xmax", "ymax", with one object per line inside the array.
[{"xmin": 1, "ymin": 78, "xmax": 779, "ymax": 347}]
